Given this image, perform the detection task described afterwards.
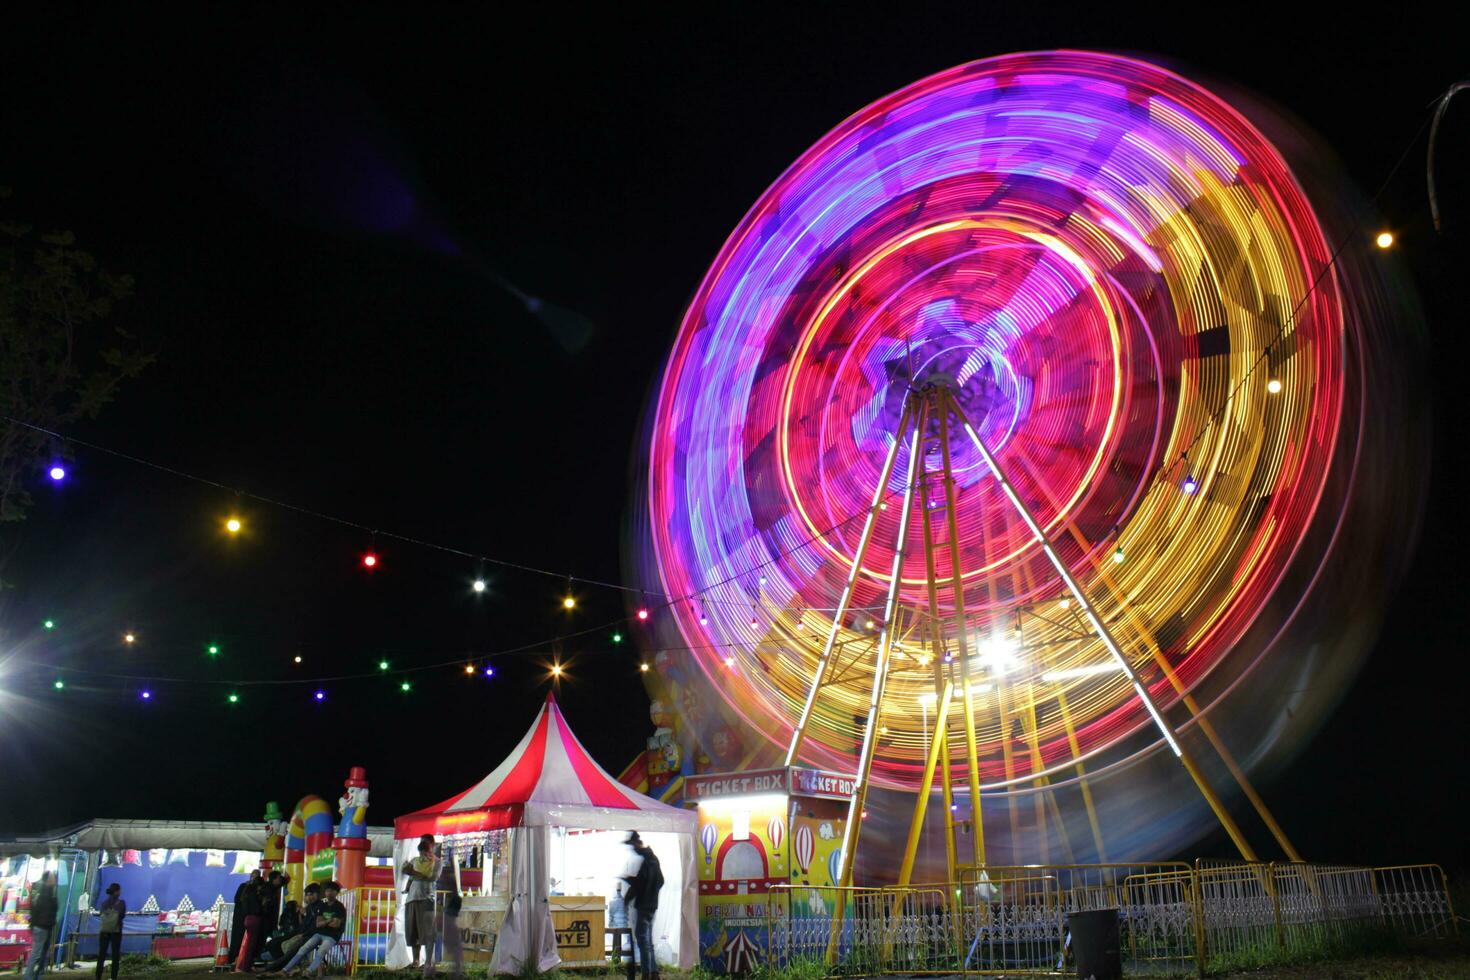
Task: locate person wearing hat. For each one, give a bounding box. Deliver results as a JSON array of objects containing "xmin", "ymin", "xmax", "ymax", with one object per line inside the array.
[
  {"xmin": 401, "ymin": 834, "xmax": 439, "ymax": 973},
  {"xmin": 94, "ymin": 883, "xmax": 126, "ymax": 980},
  {"xmin": 621, "ymin": 834, "xmax": 663, "ymax": 980}
]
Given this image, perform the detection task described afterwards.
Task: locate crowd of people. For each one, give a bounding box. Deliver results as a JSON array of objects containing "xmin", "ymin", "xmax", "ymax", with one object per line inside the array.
[
  {"xmin": 221, "ymin": 869, "xmax": 351, "ymax": 978},
  {"xmin": 17, "ymin": 829, "xmax": 664, "ymax": 980}
]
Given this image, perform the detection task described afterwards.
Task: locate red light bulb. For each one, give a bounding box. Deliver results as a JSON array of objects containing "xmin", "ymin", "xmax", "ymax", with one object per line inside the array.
[
  {"xmin": 362, "ymin": 552, "xmax": 379, "ymax": 569},
  {"xmin": 637, "ymin": 608, "xmax": 649, "ymax": 621}
]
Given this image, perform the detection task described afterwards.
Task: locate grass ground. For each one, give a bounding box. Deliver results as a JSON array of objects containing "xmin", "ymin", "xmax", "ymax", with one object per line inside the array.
[{"xmin": 19, "ymin": 948, "xmax": 1470, "ymax": 980}]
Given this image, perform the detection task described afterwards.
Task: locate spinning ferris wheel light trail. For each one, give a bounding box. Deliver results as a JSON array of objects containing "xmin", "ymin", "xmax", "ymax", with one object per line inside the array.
[{"xmin": 643, "ymin": 49, "xmax": 1420, "ymax": 878}]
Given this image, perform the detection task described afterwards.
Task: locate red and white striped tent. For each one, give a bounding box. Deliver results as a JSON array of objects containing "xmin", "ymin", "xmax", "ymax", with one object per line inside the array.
[{"xmin": 389, "ymin": 694, "xmax": 696, "ymax": 973}]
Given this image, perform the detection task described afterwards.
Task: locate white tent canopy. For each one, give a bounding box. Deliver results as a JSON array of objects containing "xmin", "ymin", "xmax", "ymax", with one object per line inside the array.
[{"xmin": 391, "ymin": 695, "xmax": 696, "ymax": 973}]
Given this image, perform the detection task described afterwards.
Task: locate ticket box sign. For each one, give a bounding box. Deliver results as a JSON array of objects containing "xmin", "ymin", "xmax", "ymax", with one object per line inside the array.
[{"xmin": 683, "ymin": 767, "xmax": 855, "ymax": 803}]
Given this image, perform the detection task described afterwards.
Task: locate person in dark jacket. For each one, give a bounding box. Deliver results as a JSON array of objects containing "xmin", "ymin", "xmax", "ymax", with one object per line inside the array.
[
  {"xmin": 260, "ymin": 901, "xmax": 301, "ymax": 964},
  {"xmin": 227, "ymin": 871, "xmax": 263, "ymax": 964},
  {"xmin": 24, "ymin": 872, "xmax": 58, "ymax": 980},
  {"xmin": 622, "ymin": 834, "xmax": 663, "ymax": 980},
  {"xmin": 260, "ymin": 884, "xmax": 319, "ymax": 971},
  {"xmin": 233, "ymin": 878, "xmax": 266, "ymax": 973},
  {"xmin": 94, "ymin": 883, "xmax": 126, "ymax": 980}
]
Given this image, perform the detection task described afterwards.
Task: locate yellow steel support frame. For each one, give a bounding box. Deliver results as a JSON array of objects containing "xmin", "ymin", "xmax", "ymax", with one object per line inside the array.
[
  {"xmin": 901, "ymin": 396, "xmax": 959, "ymax": 885},
  {"xmin": 1014, "ymin": 450, "xmax": 1300, "ymax": 862},
  {"xmin": 834, "ymin": 413, "xmax": 924, "ymax": 886},
  {"xmin": 944, "ymin": 388, "xmax": 1260, "ymax": 863},
  {"xmin": 936, "ymin": 391, "xmax": 987, "ymax": 867},
  {"xmin": 1057, "ymin": 689, "xmax": 1108, "ymax": 862}
]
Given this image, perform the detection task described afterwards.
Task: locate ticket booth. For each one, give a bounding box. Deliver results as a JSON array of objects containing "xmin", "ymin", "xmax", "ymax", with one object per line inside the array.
[{"xmin": 685, "ymin": 767, "xmax": 854, "ymax": 974}]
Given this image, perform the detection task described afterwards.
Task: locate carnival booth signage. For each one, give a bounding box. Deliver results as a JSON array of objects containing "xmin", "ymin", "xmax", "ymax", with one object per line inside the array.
[
  {"xmin": 391, "ymin": 695, "xmax": 697, "ymax": 973},
  {"xmin": 686, "ymin": 767, "xmax": 853, "ymax": 974}
]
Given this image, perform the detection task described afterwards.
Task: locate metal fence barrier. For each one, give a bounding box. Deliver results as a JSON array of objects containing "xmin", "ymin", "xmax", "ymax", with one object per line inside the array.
[
  {"xmin": 960, "ymin": 863, "xmax": 1199, "ymax": 976},
  {"xmin": 348, "ymin": 886, "xmax": 399, "ymax": 973},
  {"xmin": 1375, "ymin": 864, "xmax": 1458, "ymax": 939},
  {"xmin": 763, "ymin": 862, "xmax": 1457, "ymax": 977}
]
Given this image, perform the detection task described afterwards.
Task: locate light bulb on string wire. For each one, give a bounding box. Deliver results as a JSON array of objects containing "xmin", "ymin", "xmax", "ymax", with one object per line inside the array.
[{"xmin": 48, "ymin": 465, "xmax": 66, "ymax": 482}]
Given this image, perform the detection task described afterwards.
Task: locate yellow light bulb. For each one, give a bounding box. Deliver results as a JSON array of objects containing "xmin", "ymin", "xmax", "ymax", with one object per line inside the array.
[
  {"xmin": 124, "ymin": 633, "xmax": 136, "ymax": 644},
  {"xmin": 464, "ymin": 664, "xmax": 475, "ymax": 674},
  {"xmin": 1267, "ymin": 378, "xmax": 1283, "ymax": 394},
  {"xmin": 562, "ymin": 595, "xmax": 576, "ymax": 610},
  {"xmin": 1375, "ymin": 231, "xmax": 1394, "ymax": 249},
  {"xmin": 225, "ymin": 517, "xmax": 242, "ymax": 534},
  {"xmin": 551, "ymin": 663, "xmax": 563, "ymax": 676}
]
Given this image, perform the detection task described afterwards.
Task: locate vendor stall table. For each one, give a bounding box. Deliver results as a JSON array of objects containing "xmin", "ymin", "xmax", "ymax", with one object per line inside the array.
[{"xmin": 550, "ymin": 897, "xmax": 604, "ymax": 968}]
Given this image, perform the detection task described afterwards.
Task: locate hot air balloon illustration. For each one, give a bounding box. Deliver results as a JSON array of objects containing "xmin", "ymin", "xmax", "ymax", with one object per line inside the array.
[
  {"xmin": 700, "ymin": 823, "xmax": 717, "ymax": 865},
  {"xmin": 767, "ymin": 816, "xmax": 784, "ymax": 852},
  {"xmin": 828, "ymin": 848, "xmax": 843, "ymax": 885},
  {"xmin": 794, "ymin": 824, "xmax": 814, "ymax": 875}
]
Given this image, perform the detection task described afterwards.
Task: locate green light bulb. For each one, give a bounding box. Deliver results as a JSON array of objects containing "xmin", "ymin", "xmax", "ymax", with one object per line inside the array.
[
  {"xmin": 228, "ymin": 693, "xmax": 239, "ymax": 703},
  {"xmin": 43, "ymin": 619, "xmax": 55, "ymax": 630},
  {"xmin": 53, "ymin": 679, "xmax": 64, "ymax": 690},
  {"xmin": 612, "ymin": 633, "xmax": 622, "ymax": 644},
  {"xmin": 379, "ymin": 660, "xmax": 390, "ymax": 671},
  {"xmin": 400, "ymin": 681, "xmax": 411, "ymax": 692},
  {"xmin": 208, "ymin": 645, "xmax": 219, "ymax": 655}
]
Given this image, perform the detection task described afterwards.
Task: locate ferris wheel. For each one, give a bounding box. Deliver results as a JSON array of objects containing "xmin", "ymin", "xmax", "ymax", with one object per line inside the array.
[{"xmin": 644, "ymin": 51, "xmax": 1410, "ymax": 881}]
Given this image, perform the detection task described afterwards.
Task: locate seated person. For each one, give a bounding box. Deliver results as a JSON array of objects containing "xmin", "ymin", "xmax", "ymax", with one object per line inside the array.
[
  {"xmin": 260, "ymin": 885, "xmax": 320, "ymax": 970},
  {"xmin": 259, "ymin": 900, "xmax": 302, "ymax": 964},
  {"xmin": 265, "ymin": 881, "xmax": 346, "ymax": 978}
]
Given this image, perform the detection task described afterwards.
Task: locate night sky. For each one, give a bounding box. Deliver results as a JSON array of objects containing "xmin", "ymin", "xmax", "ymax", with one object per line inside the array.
[{"xmin": 2, "ymin": 6, "xmax": 1466, "ymax": 871}]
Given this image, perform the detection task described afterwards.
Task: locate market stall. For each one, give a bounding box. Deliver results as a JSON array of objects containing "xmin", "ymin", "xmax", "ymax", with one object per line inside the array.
[
  {"xmin": 391, "ymin": 694, "xmax": 697, "ymax": 973},
  {"xmin": 0, "ymin": 819, "xmax": 394, "ymax": 964}
]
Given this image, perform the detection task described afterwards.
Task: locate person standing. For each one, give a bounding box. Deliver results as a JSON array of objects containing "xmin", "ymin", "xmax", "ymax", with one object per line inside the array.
[
  {"xmin": 262, "ymin": 872, "xmax": 285, "ymax": 934},
  {"xmin": 24, "ymin": 872, "xmax": 58, "ymax": 980},
  {"xmin": 233, "ymin": 876, "xmax": 266, "ymax": 973},
  {"xmin": 94, "ymin": 883, "xmax": 126, "ymax": 980},
  {"xmin": 623, "ymin": 834, "xmax": 663, "ymax": 980},
  {"xmin": 401, "ymin": 835, "xmax": 439, "ymax": 973},
  {"xmin": 228, "ymin": 870, "xmax": 263, "ymax": 965}
]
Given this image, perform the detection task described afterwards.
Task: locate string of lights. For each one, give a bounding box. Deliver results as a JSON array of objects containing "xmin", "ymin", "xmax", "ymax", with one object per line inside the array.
[{"xmin": 1, "ymin": 95, "xmax": 1428, "ymax": 713}]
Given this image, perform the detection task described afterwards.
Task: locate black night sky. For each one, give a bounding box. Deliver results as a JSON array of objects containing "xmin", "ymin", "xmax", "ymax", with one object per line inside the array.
[{"xmin": 2, "ymin": 5, "xmax": 1466, "ymax": 873}]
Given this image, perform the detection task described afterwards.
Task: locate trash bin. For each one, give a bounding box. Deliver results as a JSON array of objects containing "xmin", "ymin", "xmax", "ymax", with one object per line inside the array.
[{"xmin": 1067, "ymin": 907, "xmax": 1121, "ymax": 980}]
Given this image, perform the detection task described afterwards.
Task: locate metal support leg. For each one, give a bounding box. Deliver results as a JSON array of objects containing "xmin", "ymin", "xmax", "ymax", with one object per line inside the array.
[
  {"xmin": 945, "ymin": 390, "xmax": 1259, "ymax": 862},
  {"xmin": 835, "ymin": 414, "xmax": 924, "ymax": 885},
  {"xmin": 937, "ymin": 392, "xmax": 987, "ymax": 867}
]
